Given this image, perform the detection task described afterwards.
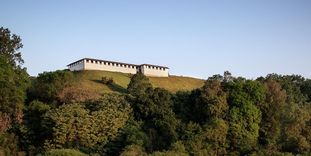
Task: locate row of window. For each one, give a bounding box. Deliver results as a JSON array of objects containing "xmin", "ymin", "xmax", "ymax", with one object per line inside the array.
[
  {"xmin": 143, "ymin": 65, "xmax": 166, "ymax": 71},
  {"xmin": 85, "ymin": 59, "xmax": 166, "ymax": 71},
  {"xmin": 86, "ymin": 60, "xmax": 137, "ymax": 69}
]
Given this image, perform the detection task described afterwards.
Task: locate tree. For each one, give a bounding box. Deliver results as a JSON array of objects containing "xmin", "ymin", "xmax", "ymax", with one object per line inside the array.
[
  {"xmin": 258, "ymin": 79, "xmax": 286, "ymax": 150},
  {"xmin": 0, "ymin": 28, "xmax": 29, "ymax": 131},
  {"xmin": 226, "ymin": 79, "xmax": 264, "ymax": 154},
  {"xmin": 23, "ymin": 100, "xmax": 51, "ymax": 153},
  {"xmin": 201, "ymin": 79, "xmax": 228, "ymax": 120},
  {"xmin": 127, "ymin": 73, "xmax": 152, "ymax": 97},
  {"xmin": 0, "ymin": 27, "xmax": 24, "ymax": 66},
  {"xmin": 301, "ymin": 79, "xmax": 311, "ymax": 102},
  {"xmin": 28, "ymin": 70, "xmax": 74, "ymax": 103},
  {"xmin": 44, "ymin": 94, "xmax": 131, "ymax": 152},
  {"xmin": 127, "ymin": 74, "xmax": 179, "ymax": 152},
  {"xmin": 280, "ymin": 103, "xmax": 311, "ymax": 153}
]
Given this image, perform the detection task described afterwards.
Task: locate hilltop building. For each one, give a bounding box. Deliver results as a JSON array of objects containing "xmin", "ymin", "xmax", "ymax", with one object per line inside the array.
[{"xmin": 67, "ymin": 58, "xmax": 169, "ymax": 77}]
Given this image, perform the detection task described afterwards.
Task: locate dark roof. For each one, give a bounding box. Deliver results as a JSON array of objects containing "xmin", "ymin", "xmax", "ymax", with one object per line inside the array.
[{"xmin": 67, "ymin": 58, "xmax": 169, "ymax": 69}]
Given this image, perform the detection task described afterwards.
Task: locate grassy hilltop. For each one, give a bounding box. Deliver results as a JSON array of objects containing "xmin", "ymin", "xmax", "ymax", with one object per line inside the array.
[{"xmin": 71, "ymin": 70, "xmax": 204, "ymax": 94}]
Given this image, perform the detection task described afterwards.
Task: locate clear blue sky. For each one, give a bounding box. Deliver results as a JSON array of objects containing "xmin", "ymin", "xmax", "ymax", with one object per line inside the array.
[{"xmin": 1, "ymin": 0, "xmax": 311, "ymax": 79}]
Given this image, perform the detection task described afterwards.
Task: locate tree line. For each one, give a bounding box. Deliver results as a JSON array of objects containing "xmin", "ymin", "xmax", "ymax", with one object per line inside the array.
[{"xmin": 1, "ymin": 27, "xmax": 311, "ymax": 156}]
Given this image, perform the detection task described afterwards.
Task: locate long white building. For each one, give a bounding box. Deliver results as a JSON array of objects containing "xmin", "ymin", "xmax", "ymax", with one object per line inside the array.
[{"xmin": 67, "ymin": 58, "xmax": 169, "ymax": 77}]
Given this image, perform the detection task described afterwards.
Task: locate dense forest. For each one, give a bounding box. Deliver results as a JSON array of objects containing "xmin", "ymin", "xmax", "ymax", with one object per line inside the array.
[{"xmin": 1, "ymin": 27, "xmax": 311, "ymax": 156}]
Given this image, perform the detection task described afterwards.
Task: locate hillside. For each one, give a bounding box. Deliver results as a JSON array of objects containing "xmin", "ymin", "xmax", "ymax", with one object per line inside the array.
[{"xmin": 71, "ymin": 70, "xmax": 204, "ymax": 94}]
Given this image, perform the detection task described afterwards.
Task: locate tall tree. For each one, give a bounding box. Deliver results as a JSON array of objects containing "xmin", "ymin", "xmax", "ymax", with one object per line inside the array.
[
  {"xmin": 258, "ymin": 79, "xmax": 286, "ymax": 150},
  {"xmin": 0, "ymin": 27, "xmax": 29, "ymax": 131},
  {"xmin": 0, "ymin": 27, "xmax": 24, "ymax": 66},
  {"xmin": 226, "ymin": 79, "xmax": 264, "ymax": 154}
]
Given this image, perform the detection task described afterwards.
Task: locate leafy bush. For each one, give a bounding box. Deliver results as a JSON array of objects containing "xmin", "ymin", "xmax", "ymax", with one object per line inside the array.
[
  {"xmin": 120, "ymin": 145, "xmax": 147, "ymax": 156},
  {"xmin": 43, "ymin": 149, "xmax": 86, "ymax": 156},
  {"xmin": 101, "ymin": 76, "xmax": 114, "ymax": 85},
  {"xmin": 0, "ymin": 133, "xmax": 19, "ymax": 156}
]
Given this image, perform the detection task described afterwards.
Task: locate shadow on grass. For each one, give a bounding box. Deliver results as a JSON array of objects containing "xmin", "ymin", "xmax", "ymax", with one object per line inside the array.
[{"xmin": 92, "ymin": 80, "xmax": 128, "ymax": 93}]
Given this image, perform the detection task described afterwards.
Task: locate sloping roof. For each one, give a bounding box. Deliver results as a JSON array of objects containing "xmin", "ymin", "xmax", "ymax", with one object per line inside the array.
[{"xmin": 67, "ymin": 58, "xmax": 169, "ymax": 69}]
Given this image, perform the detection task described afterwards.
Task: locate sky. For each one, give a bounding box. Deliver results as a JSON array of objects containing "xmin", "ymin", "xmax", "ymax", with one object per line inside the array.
[{"xmin": 1, "ymin": 0, "xmax": 311, "ymax": 79}]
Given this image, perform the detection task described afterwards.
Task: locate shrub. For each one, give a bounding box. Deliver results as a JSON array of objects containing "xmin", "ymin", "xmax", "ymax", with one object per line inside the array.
[
  {"xmin": 120, "ymin": 145, "xmax": 147, "ymax": 156},
  {"xmin": 101, "ymin": 77, "xmax": 113, "ymax": 85},
  {"xmin": 43, "ymin": 149, "xmax": 86, "ymax": 156}
]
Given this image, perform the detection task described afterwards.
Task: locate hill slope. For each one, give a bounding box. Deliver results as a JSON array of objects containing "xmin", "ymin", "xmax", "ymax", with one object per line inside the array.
[{"xmin": 71, "ymin": 70, "xmax": 204, "ymax": 94}]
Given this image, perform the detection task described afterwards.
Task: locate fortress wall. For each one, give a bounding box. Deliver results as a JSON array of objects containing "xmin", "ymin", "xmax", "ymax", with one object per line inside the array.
[
  {"xmin": 68, "ymin": 60, "xmax": 84, "ymax": 71},
  {"xmin": 68, "ymin": 58, "xmax": 169, "ymax": 77},
  {"xmin": 141, "ymin": 65, "xmax": 169, "ymax": 77},
  {"xmin": 84, "ymin": 59, "xmax": 137, "ymax": 74}
]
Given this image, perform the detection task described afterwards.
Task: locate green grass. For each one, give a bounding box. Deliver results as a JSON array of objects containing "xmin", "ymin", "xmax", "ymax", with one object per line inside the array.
[{"xmin": 71, "ymin": 70, "xmax": 204, "ymax": 94}]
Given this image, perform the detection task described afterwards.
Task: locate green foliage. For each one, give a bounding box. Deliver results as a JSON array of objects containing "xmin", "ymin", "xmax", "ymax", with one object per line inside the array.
[
  {"xmin": 0, "ymin": 27, "xmax": 24, "ymax": 66},
  {"xmin": 43, "ymin": 149, "xmax": 87, "ymax": 156},
  {"xmin": 0, "ymin": 53, "xmax": 29, "ymax": 128},
  {"xmin": 23, "ymin": 100, "xmax": 51, "ymax": 152},
  {"xmin": 120, "ymin": 145, "xmax": 147, "ymax": 156},
  {"xmin": 194, "ymin": 79, "xmax": 228, "ymax": 123},
  {"xmin": 203, "ymin": 119, "xmax": 229, "ymax": 155},
  {"xmin": 0, "ymin": 27, "xmax": 30, "ymax": 124},
  {"xmin": 0, "ymin": 133, "xmax": 19, "ymax": 156},
  {"xmin": 127, "ymin": 73, "xmax": 152, "ymax": 96},
  {"xmin": 226, "ymin": 79, "xmax": 264, "ymax": 154},
  {"xmin": 280, "ymin": 103, "xmax": 311, "ymax": 153},
  {"xmin": 259, "ymin": 79, "xmax": 286, "ymax": 149},
  {"xmin": 127, "ymin": 74, "xmax": 179, "ymax": 152},
  {"xmin": 301, "ymin": 79, "xmax": 311, "ymax": 102},
  {"xmin": 149, "ymin": 141, "xmax": 189, "ymax": 156},
  {"xmin": 28, "ymin": 70, "xmax": 74, "ymax": 103},
  {"xmin": 265, "ymin": 74, "xmax": 307, "ymax": 104},
  {"xmin": 103, "ymin": 118, "xmax": 149, "ymax": 155},
  {"xmin": 44, "ymin": 94, "xmax": 131, "ymax": 152}
]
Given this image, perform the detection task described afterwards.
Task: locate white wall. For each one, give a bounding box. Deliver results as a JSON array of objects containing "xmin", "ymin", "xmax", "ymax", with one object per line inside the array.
[
  {"xmin": 84, "ymin": 60, "xmax": 137, "ymax": 74},
  {"xmin": 141, "ymin": 65, "xmax": 169, "ymax": 77},
  {"xmin": 68, "ymin": 59, "xmax": 169, "ymax": 77}
]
